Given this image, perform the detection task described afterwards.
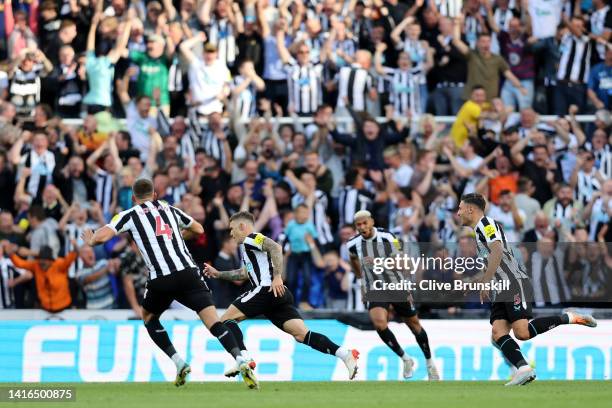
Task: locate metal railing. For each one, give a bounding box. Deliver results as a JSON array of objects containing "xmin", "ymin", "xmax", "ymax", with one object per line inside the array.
[{"xmin": 59, "ymin": 115, "xmax": 597, "ymax": 127}]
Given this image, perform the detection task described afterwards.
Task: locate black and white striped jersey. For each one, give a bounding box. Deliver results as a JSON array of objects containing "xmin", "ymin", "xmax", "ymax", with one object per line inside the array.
[
  {"xmin": 207, "ymin": 18, "xmax": 238, "ymax": 67},
  {"xmin": 346, "ymin": 228, "xmax": 404, "ymax": 289},
  {"xmin": 574, "ymin": 169, "xmax": 602, "ymax": 206},
  {"xmin": 338, "ymin": 186, "xmax": 374, "ymax": 229},
  {"xmin": 64, "ymin": 222, "xmax": 99, "ymax": 278},
  {"xmin": 335, "ymin": 65, "xmax": 374, "ymax": 111},
  {"xmin": 380, "ymin": 67, "xmax": 423, "ymax": 116},
  {"xmin": 284, "ymin": 60, "xmax": 323, "ymax": 115},
  {"xmin": 95, "ymin": 169, "xmax": 114, "ymax": 215},
  {"xmin": 0, "ymin": 257, "xmax": 25, "ymax": 309},
  {"xmin": 108, "ymin": 200, "xmax": 197, "ymax": 280},
  {"xmin": 557, "ymin": 33, "xmax": 592, "ymax": 83},
  {"xmin": 165, "ymin": 182, "xmax": 189, "ymax": 205},
  {"xmin": 473, "ymin": 216, "xmax": 529, "ymax": 283},
  {"xmin": 240, "ymin": 232, "xmax": 274, "ymax": 287}
]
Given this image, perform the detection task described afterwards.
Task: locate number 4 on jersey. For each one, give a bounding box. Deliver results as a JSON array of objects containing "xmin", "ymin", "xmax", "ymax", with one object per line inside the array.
[{"xmin": 155, "ymin": 216, "xmax": 173, "ymax": 239}]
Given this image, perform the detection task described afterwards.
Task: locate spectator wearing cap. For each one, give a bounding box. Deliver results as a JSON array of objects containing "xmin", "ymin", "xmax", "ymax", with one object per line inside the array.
[
  {"xmin": 9, "ymin": 245, "xmax": 76, "ymax": 312},
  {"xmin": 588, "ymin": 46, "xmax": 612, "ymax": 110},
  {"xmin": 452, "ymin": 14, "xmax": 528, "ymax": 103},
  {"xmin": 180, "ymin": 33, "xmax": 232, "ymax": 116},
  {"xmin": 129, "ymin": 31, "xmax": 174, "ymax": 114}
]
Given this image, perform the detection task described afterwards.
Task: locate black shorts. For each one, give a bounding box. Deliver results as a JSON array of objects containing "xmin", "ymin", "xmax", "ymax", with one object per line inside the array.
[
  {"xmin": 367, "ymin": 301, "xmax": 418, "ymax": 318},
  {"xmin": 142, "ymin": 268, "xmax": 214, "ymax": 315},
  {"xmin": 232, "ymin": 286, "xmax": 302, "ymax": 329},
  {"xmin": 490, "ymin": 278, "xmax": 534, "ymax": 324}
]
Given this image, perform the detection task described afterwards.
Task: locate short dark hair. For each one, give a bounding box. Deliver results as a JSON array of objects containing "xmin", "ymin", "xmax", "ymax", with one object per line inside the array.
[
  {"xmin": 295, "ymin": 203, "xmax": 309, "ymax": 211},
  {"xmin": 345, "ymin": 170, "xmax": 359, "ymax": 187},
  {"xmin": 229, "ymin": 211, "xmax": 255, "ymax": 225},
  {"xmin": 28, "ymin": 205, "xmax": 46, "ymax": 221},
  {"xmin": 499, "ymin": 189, "xmax": 512, "ymax": 197},
  {"xmin": 471, "ymin": 84, "xmax": 485, "ymax": 93},
  {"xmin": 461, "ymin": 193, "xmax": 486, "ymax": 212},
  {"xmin": 132, "ymin": 178, "xmax": 154, "ymax": 200},
  {"xmin": 517, "ymin": 177, "xmax": 532, "ymax": 192}
]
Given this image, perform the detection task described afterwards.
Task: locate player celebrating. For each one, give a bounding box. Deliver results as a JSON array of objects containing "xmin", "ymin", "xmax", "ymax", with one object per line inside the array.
[
  {"xmin": 82, "ymin": 179, "xmax": 258, "ymax": 389},
  {"xmin": 347, "ymin": 210, "xmax": 440, "ymax": 380},
  {"xmin": 457, "ymin": 193, "xmax": 597, "ymax": 386},
  {"xmin": 203, "ymin": 211, "xmax": 360, "ymax": 383}
]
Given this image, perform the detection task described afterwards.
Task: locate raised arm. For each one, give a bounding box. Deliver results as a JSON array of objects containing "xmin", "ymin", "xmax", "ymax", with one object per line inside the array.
[
  {"xmin": 452, "ymin": 14, "xmax": 470, "ymax": 56},
  {"xmin": 374, "ymin": 42, "xmax": 387, "ymax": 75},
  {"xmin": 161, "ymin": 0, "xmax": 177, "ymax": 21},
  {"xmin": 276, "ymin": 27, "xmax": 292, "ymax": 65},
  {"xmin": 108, "ymin": 18, "xmax": 133, "ymax": 63},
  {"xmin": 87, "ymin": 13, "xmax": 103, "ymax": 52},
  {"xmin": 199, "ymin": 0, "xmax": 214, "ymax": 26},
  {"xmin": 228, "ymin": 1, "xmax": 245, "ymax": 34},
  {"xmin": 256, "ymin": 0, "xmax": 270, "ymax": 38},
  {"xmin": 179, "ymin": 31, "xmax": 206, "ymax": 64},
  {"xmin": 390, "ymin": 16, "xmax": 413, "ymax": 46}
]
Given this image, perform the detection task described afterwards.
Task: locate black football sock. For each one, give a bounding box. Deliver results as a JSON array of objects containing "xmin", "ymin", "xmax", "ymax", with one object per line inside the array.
[
  {"xmin": 303, "ymin": 331, "xmax": 340, "ymax": 355},
  {"xmin": 210, "ymin": 322, "xmax": 241, "ymax": 359},
  {"xmin": 144, "ymin": 318, "xmax": 178, "ymax": 359},
  {"xmin": 224, "ymin": 320, "xmax": 247, "ymax": 351},
  {"xmin": 413, "ymin": 328, "xmax": 432, "ymax": 360},
  {"xmin": 528, "ymin": 315, "xmax": 569, "ymax": 339},
  {"xmin": 376, "ymin": 328, "xmax": 405, "ymax": 357},
  {"xmin": 496, "ymin": 334, "xmax": 528, "ymax": 368}
]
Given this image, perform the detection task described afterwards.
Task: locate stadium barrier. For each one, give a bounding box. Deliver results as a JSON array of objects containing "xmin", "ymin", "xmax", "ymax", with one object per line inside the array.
[
  {"xmin": 1, "ymin": 318, "xmax": 609, "ymax": 382},
  {"xmin": 60, "ymin": 115, "xmax": 597, "ymax": 127}
]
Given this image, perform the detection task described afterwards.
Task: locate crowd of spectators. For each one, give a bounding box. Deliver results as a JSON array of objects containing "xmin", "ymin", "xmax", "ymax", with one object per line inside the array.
[{"xmin": 0, "ymin": 0, "xmax": 611, "ymax": 315}]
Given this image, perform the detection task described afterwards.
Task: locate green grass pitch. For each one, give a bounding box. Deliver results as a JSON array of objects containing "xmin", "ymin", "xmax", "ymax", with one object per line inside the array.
[{"xmin": 3, "ymin": 381, "xmax": 612, "ymax": 408}]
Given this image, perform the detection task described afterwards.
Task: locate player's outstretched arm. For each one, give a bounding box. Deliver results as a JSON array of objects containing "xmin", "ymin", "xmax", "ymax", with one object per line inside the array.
[
  {"xmin": 262, "ymin": 236, "xmax": 285, "ymax": 297},
  {"xmin": 82, "ymin": 226, "xmax": 117, "ymax": 247},
  {"xmin": 203, "ymin": 263, "xmax": 249, "ymax": 281}
]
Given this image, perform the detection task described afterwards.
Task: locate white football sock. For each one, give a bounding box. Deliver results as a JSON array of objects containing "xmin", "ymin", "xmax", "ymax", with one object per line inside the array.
[
  {"xmin": 401, "ymin": 353, "xmax": 412, "ymax": 362},
  {"xmin": 171, "ymin": 353, "xmax": 186, "ymax": 369},
  {"xmin": 335, "ymin": 347, "xmax": 350, "ymax": 359}
]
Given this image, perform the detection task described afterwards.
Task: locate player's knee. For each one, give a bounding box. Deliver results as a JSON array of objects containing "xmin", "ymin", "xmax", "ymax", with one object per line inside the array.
[
  {"xmin": 293, "ymin": 330, "xmax": 308, "ymax": 343},
  {"xmin": 141, "ymin": 308, "xmax": 155, "ymax": 324},
  {"xmin": 406, "ymin": 317, "xmax": 421, "ymax": 333},
  {"xmin": 513, "ymin": 327, "xmax": 531, "ymax": 341},
  {"xmin": 372, "ymin": 319, "xmax": 388, "ymax": 331},
  {"xmin": 491, "ymin": 327, "xmax": 508, "ymax": 342}
]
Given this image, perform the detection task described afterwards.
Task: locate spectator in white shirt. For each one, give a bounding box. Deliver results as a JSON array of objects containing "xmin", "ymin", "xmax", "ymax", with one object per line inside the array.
[{"xmin": 180, "ymin": 33, "xmax": 232, "ymax": 116}]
